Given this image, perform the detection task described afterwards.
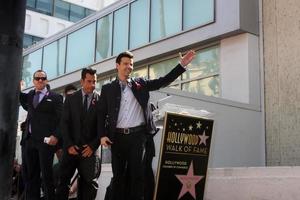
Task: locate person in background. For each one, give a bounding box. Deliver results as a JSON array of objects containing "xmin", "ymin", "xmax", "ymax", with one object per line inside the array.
[
  {"xmin": 11, "ymin": 159, "xmax": 25, "ymax": 199},
  {"xmin": 64, "ymin": 84, "xmax": 77, "ymax": 97},
  {"xmin": 19, "ymin": 120, "xmax": 29, "ymax": 199}
]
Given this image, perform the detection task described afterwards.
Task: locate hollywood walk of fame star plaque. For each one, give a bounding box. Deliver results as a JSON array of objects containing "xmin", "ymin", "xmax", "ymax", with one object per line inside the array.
[{"xmin": 153, "ymin": 112, "xmax": 214, "ymax": 200}]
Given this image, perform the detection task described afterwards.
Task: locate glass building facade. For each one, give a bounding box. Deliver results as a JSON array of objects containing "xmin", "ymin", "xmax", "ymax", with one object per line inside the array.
[
  {"xmin": 19, "ymin": 0, "xmax": 267, "ymax": 182},
  {"xmin": 24, "ymin": 0, "xmax": 96, "ymax": 49},
  {"xmin": 23, "ymin": 34, "xmax": 43, "ymax": 49},
  {"xmin": 22, "ymin": 0, "xmax": 217, "ymax": 97},
  {"xmin": 20, "ymin": 0, "xmax": 264, "ymax": 173}
]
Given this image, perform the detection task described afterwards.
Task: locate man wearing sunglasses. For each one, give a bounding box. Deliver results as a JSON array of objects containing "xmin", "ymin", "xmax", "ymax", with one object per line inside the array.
[{"xmin": 19, "ymin": 69, "xmax": 63, "ymax": 200}]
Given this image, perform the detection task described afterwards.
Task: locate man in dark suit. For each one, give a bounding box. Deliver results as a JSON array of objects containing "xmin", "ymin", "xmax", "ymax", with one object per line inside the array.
[
  {"xmin": 98, "ymin": 50, "xmax": 195, "ymax": 200},
  {"xmin": 56, "ymin": 67, "xmax": 101, "ymax": 200},
  {"xmin": 19, "ymin": 69, "xmax": 63, "ymax": 200}
]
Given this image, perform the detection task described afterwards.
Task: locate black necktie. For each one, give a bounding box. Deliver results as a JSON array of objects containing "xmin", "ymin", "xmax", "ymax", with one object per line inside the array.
[
  {"xmin": 33, "ymin": 91, "xmax": 41, "ymax": 108},
  {"xmin": 83, "ymin": 94, "xmax": 88, "ymax": 113}
]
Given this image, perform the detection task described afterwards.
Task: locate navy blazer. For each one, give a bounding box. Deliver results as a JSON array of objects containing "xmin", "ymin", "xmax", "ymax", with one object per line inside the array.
[
  {"xmin": 20, "ymin": 90, "xmax": 63, "ymax": 142},
  {"xmin": 61, "ymin": 90, "xmax": 100, "ymax": 151},
  {"xmin": 98, "ymin": 64, "xmax": 186, "ymax": 140}
]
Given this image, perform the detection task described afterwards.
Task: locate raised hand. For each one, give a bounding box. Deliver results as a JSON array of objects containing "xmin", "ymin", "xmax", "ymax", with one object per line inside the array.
[
  {"xmin": 20, "ymin": 80, "xmax": 25, "ymax": 91},
  {"xmin": 179, "ymin": 50, "xmax": 196, "ymax": 67}
]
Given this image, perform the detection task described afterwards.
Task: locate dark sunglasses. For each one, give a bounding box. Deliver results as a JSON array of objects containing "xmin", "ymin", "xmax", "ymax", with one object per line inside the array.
[{"xmin": 34, "ymin": 77, "xmax": 47, "ymax": 81}]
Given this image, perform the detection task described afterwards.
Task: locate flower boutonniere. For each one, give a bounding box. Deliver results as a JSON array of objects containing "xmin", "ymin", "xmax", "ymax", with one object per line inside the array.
[
  {"xmin": 44, "ymin": 91, "xmax": 50, "ymax": 100},
  {"xmin": 91, "ymin": 98, "xmax": 96, "ymax": 106},
  {"xmin": 135, "ymin": 82, "xmax": 142, "ymax": 90}
]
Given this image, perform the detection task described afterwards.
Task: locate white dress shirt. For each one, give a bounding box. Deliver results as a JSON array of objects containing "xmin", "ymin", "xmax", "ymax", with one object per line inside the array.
[{"xmin": 116, "ymin": 81, "xmax": 145, "ymax": 128}]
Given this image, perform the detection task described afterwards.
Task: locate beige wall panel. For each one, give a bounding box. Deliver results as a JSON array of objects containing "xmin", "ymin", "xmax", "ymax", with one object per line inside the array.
[
  {"xmin": 263, "ymin": 0, "xmax": 281, "ymax": 165},
  {"xmin": 264, "ymin": 0, "xmax": 300, "ymax": 165}
]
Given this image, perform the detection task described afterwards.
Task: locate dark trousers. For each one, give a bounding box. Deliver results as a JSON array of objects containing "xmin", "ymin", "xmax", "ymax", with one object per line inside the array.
[
  {"xmin": 143, "ymin": 135, "xmax": 155, "ymax": 200},
  {"xmin": 111, "ymin": 130, "xmax": 147, "ymax": 200},
  {"xmin": 56, "ymin": 151, "xmax": 101, "ymax": 200},
  {"xmin": 24, "ymin": 137, "xmax": 55, "ymax": 200}
]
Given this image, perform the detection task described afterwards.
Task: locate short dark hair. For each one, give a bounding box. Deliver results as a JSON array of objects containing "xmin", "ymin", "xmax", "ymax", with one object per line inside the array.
[
  {"xmin": 116, "ymin": 51, "xmax": 133, "ymax": 64},
  {"xmin": 81, "ymin": 67, "xmax": 97, "ymax": 80},
  {"xmin": 64, "ymin": 84, "xmax": 77, "ymax": 95},
  {"xmin": 33, "ymin": 69, "xmax": 47, "ymax": 79}
]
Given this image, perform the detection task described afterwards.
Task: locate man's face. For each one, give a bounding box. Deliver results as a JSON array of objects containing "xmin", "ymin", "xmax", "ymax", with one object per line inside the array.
[
  {"xmin": 117, "ymin": 57, "xmax": 133, "ymax": 80},
  {"xmin": 81, "ymin": 73, "xmax": 97, "ymax": 94},
  {"xmin": 33, "ymin": 72, "xmax": 48, "ymax": 91}
]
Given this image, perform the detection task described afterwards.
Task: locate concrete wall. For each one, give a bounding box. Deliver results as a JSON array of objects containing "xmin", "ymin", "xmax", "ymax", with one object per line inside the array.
[
  {"xmin": 263, "ymin": 0, "xmax": 300, "ymax": 165},
  {"xmin": 221, "ymin": 33, "xmax": 260, "ymax": 105},
  {"xmin": 205, "ymin": 166, "xmax": 300, "ymax": 200}
]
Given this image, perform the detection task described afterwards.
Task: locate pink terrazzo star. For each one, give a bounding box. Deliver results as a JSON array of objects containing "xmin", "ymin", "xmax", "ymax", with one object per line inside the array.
[{"xmin": 175, "ymin": 161, "xmax": 204, "ymax": 199}]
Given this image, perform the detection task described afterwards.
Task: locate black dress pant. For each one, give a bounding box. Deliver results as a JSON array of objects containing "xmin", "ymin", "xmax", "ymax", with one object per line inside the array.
[
  {"xmin": 55, "ymin": 150, "xmax": 101, "ymax": 200},
  {"xmin": 111, "ymin": 130, "xmax": 147, "ymax": 200},
  {"xmin": 24, "ymin": 137, "xmax": 55, "ymax": 200},
  {"xmin": 143, "ymin": 135, "xmax": 155, "ymax": 200}
]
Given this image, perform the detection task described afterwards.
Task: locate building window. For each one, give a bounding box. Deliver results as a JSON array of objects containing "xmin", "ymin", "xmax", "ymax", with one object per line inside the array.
[
  {"xmin": 27, "ymin": 0, "xmax": 36, "ymax": 9},
  {"xmin": 23, "ymin": 34, "xmax": 34, "ymax": 49},
  {"xmin": 22, "ymin": 49, "xmax": 43, "ymax": 87},
  {"xmin": 96, "ymin": 14, "xmax": 113, "ymax": 61},
  {"xmin": 36, "ymin": 0, "xmax": 53, "ymax": 15},
  {"xmin": 182, "ymin": 46, "xmax": 219, "ymax": 80},
  {"xmin": 95, "ymin": 45, "xmax": 220, "ymax": 97},
  {"xmin": 70, "ymin": 4, "xmax": 85, "ymax": 22},
  {"xmin": 182, "ymin": 46, "xmax": 220, "ymax": 96},
  {"xmin": 85, "ymin": 8, "xmax": 95, "ymax": 17},
  {"xmin": 129, "ymin": 0, "xmax": 149, "ymax": 49},
  {"xmin": 23, "ymin": 34, "xmax": 43, "ymax": 49},
  {"xmin": 149, "ymin": 45, "xmax": 220, "ymax": 96},
  {"xmin": 149, "ymin": 57, "xmax": 180, "ymax": 83},
  {"xmin": 113, "ymin": 6, "xmax": 129, "ymax": 55},
  {"xmin": 132, "ymin": 66, "xmax": 148, "ymax": 79},
  {"xmin": 182, "ymin": 76, "xmax": 219, "ymax": 96},
  {"xmin": 23, "ymin": 0, "xmax": 216, "ymax": 82},
  {"xmin": 42, "ymin": 37, "xmax": 66, "ymax": 79},
  {"xmin": 183, "ymin": 0, "xmax": 214, "ymax": 30},
  {"xmin": 54, "ymin": 0, "xmax": 70, "ymax": 21},
  {"xmin": 150, "ymin": 0, "xmax": 181, "ymax": 42},
  {"xmin": 32, "ymin": 35, "xmax": 43, "ymax": 44},
  {"xmin": 66, "ymin": 23, "xmax": 96, "ymax": 73},
  {"xmin": 96, "ymin": 77, "xmax": 111, "ymax": 91},
  {"xmin": 26, "ymin": 0, "xmax": 95, "ymax": 22}
]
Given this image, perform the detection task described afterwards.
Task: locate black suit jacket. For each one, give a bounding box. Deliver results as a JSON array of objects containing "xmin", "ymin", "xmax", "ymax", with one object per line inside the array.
[
  {"xmin": 98, "ymin": 64, "xmax": 186, "ymax": 140},
  {"xmin": 20, "ymin": 90, "xmax": 63, "ymax": 142},
  {"xmin": 61, "ymin": 90, "xmax": 100, "ymax": 151}
]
